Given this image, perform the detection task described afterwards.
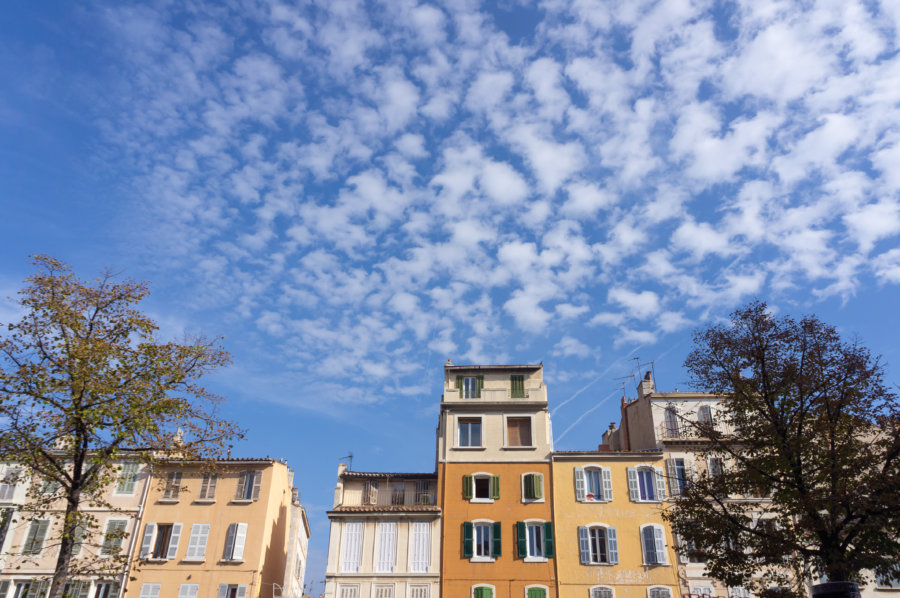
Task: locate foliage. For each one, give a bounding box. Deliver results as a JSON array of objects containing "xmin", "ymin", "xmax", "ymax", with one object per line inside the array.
[
  {"xmin": 665, "ymin": 301, "xmax": 900, "ymax": 595},
  {"xmin": 0, "ymin": 256, "xmax": 241, "ymax": 598}
]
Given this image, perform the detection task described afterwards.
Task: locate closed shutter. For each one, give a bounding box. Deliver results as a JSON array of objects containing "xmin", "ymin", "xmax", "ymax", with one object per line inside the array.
[
  {"xmin": 653, "ymin": 526, "xmax": 666, "ymax": 564},
  {"xmin": 543, "ymin": 522, "xmax": 554, "ymax": 557},
  {"xmin": 490, "ymin": 475, "xmax": 500, "ymax": 500},
  {"xmin": 186, "ymin": 523, "xmax": 209, "ymax": 559},
  {"xmin": 376, "ymin": 522, "xmax": 397, "ymax": 572},
  {"xmin": 516, "ymin": 521, "xmax": 527, "ymax": 557},
  {"xmin": 236, "ymin": 587, "xmax": 247, "ymax": 598},
  {"xmin": 491, "ymin": 521, "xmax": 502, "ymax": 557},
  {"xmin": 627, "ymin": 467, "xmax": 639, "ymax": 501},
  {"xmin": 410, "ymin": 521, "xmax": 430, "ymax": 572},
  {"xmin": 342, "ymin": 522, "xmax": 362, "ymax": 572},
  {"xmin": 373, "ymin": 587, "xmax": 394, "ymax": 598},
  {"xmin": 235, "ymin": 472, "xmax": 247, "ymax": 499},
  {"xmin": 476, "ymin": 375, "xmax": 483, "ymax": 397},
  {"xmin": 456, "ymin": 376, "xmax": 464, "ymax": 397},
  {"xmin": 200, "ymin": 474, "xmax": 217, "ymax": 499},
  {"xmin": 232, "ymin": 522, "xmax": 248, "ymax": 560},
  {"xmin": 578, "ymin": 526, "xmax": 590, "ymax": 564},
  {"xmin": 601, "ymin": 467, "xmax": 613, "ymax": 501},
  {"xmin": 139, "ymin": 586, "xmax": 160, "ymax": 598},
  {"xmin": 654, "ymin": 467, "xmax": 667, "ymax": 500},
  {"xmin": 251, "ymin": 472, "xmax": 262, "ymax": 500},
  {"xmin": 0, "ymin": 580, "xmax": 9, "ymax": 598},
  {"xmin": 217, "ymin": 586, "xmax": 228, "ymax": 598},
  {"xmin": 526, "ymin": 589, "xmax": 546, "ymax": 598},
  {"xmin": 167, "ymin": 522, "xmax": 182, "ymax": 559},
  {"xmin": 642, "ymin": 526, "xmax": 655, "ymax": 563},
  {"xmin": 408, "ymin": 586, "xmax": 429, "ymax": 598},
  {"xmin": 118, "ymin": 464, "xmax": 138, "ymax": 494},
  {"xmin": 463, "ymin": 522, "xmax": 474, "ymax": 557},
  {"xmin": 574, "ymin": 467, "xmax": 586, "ymax": 501},
  {"xmin": 666, "ymin": 459, "xmax": 679, "ymax": 496},
  {"xmin": 24, "ymin": 520, "xmax": 49, "ymax": 554},
  {"xmin": 103, "ymin": 520, "xmax": 127, "ymax": 555},
  {"xmin": 139, "ymin": 523, "xmax": 156, "ymax": 558},
  {"xmin": 592, "ymin": 589, "xmax": 613, "ymax": 598},
  {"xmin": 462, "ymin": 475, "xmax": 473, "ymax": 500},
  {"xmin": 511, "ymin": 375, "xmax": 525, "ymax": 398},
  {"xmin": 473, "ymin": 589, "xmax": 492, "ymax": 598},
  {"xmin": 607, "ymin": 526, "xmax": 618, "ymax": 564},
  {"xmin": 178, "ymin": 586, "xmax": 199, "ymax": 598},
  {"xmin": 223, "ymin": 523, "xmax": 237, "ymax": 559}
]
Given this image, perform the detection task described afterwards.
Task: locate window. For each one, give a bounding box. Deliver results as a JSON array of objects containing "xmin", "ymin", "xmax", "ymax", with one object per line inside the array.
[
  {"xmin": 0, "ymin": 468, "xmax": 20, "ymax": 501},
  {"xmin": 693, "ymin": 587, "xmax": 713, "ymax": 597},
  {"xmin": 138, "ymin": 585, "xmax": 160, "ymax": 598},
  {"xmin": 679, "ymin": 533, "xmax": 705, "ymax": 563},
  {"xmin": 876, "ymin": 572, "xmax": 900, "ymax": 588},
  {"xmin": 235, "ymin": 471, "xmax": 261, "ymax": 501},
  {"xmin": 578, "ymin": 525, "xmax": 618, "ymax": 564},
  {"xmin": 458, "ymin": 418, "xmax": 482, "ymax": 447},
  {"xmin": 71, "ymin": 523, "xmax": 86, "ymax": 556},
  {"xmin": 13, "ymin": 582, "xmax": 47, "ymax": 598},
  {"xmin": 100, "ymin": 519, "xmax": 128, "ymax": 556},
  {"xmin": 414, "ymin": 480, "xmax": 433, "ymax": 505},
  {"xmin": 364, "ymin": 481, "xmax": 379, "ymax": 505},
  {"xmin": 337, "ymin": 587, "xmax": 358, "ymax": 598},
  {"xmin": 591, "ymin": 588, "xmax": 614, "ymax": 598},
  {"xmin": 341, "ymin": 521, "xmax": 362, "ymax": 572},
  {"xmin": 0, "ymin": 508, "xmax": 11, "ymax": 550},
  {"xmin": 23, "ymin": 519, "xmax": 49, "ymax": 555},
  {"xmin": 666, "ymin": 459, "xmax": 690, "ymax": 497},
  {"xmin": 222, "ymin": 522, "xmax": 248, "ymax": 561},
  {"xmin": 729, "ymin": 587, "xmax": 752, "ymax": 598},
  {"xmin": 627, "ymin": 466, "xmax": 666, "ymax": 502},
  {"xmin": 641, "ymin": 525, "xmax": 667, "ymax": 565},
  {"xmin": 463, "ymin": 474, "xmax": 499, "ymax": 501},
  {"xmin": 698, "ymin": 405, "xmax": 714, "ymax": 425},
  {"xmin": 391, "ymin": 482, "xmax": 406, "ymax": 505},
  {"xmin": 41, "ymin": 479, "xmax": 61, "ymax": 496},
  {"xmin": 115, "ymin": 463, "xmax": 139, "ymax": 495},
  {"xmin": 374, "ymin": 586, "xmax": 394, "ymax": 598},
  {"xmin": 525, "ymin": 588, "xmax": 547, "ymax": 598},
  {"xmin": 408, "ymin": 586, "xmax": 430, "ymax": 598},
  {"xmin": 93, "ymin": 583, "xmax": 119, "ymax": 598},
  {"xmin": 707, "ymin": 457, "xmax": 724, "ymax": 478},
  {"xmin": 376, "ymin": 521, "xmax": 397, "ymax": 573},
  {"xmin": 178, "ymin": 586, "xmax": 198, "ymax": 598},
  {"xmin": 139, "ymin": 522, "xmax": 182, "ymax": 560},
  {"xmin": 463, "ymin": 521, "xmax": 501, "ymax": 560},
  {"xmin": 664, "ymin": 406, "xmax": 679, "ymax": 437},
  {"xmin": 62, "ymin": 581, "xmax": 90, "ymax": 598},
  {"xmin": 458, "ymin": 375, "xmax": 483, "ymax": 398},
  {"xmin": 517, "ymin": 521, "xmax": 553, "ymax": 560},
  {"xmin": 162, "ymin": 471, "xmax": 182, "ymax": 500},
  {"xmin": 216, "ymin": 586, "xmax": 247, "ymax": 598},
  {"xmin": 648, "ymin": 588, "xmax": 672, "ymax": 598},
  {"xmin": 510, "ymin": 375, "xmax": 525, "ymax": 398},
  {"xmin": 409, "ymin": 521, "xmax": 431, "ymax": 573},
  {"xmin": 575, "ymin": 466, "xmax": 612, "ymax": 502},
  {"xmin": 199, "ymin": 473, "xmax": 217, "ymax": 500},
  {"xmin": 185, "ymin": 523, "xmax": 210, "ymax": 560},
  {"xmin": 522, "ymin": 473, "xmax": 544, "ymax": 501},
  {"xmin": 472, "ymin": 587, "xmax": 493, "ymax": 598},
  {"xmin": 506, "ymin": 417, "xmax": 533, "ymax": 447}
]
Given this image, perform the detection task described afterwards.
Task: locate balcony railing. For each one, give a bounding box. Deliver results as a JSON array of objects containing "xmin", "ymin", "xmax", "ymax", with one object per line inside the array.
[
  {"xmin": 657, "ymin": 421, "xmax": 733, "ymax": 441},
  {"xmin": 447, "ymin": 385, "xmax": 546, "ymax": 401}
]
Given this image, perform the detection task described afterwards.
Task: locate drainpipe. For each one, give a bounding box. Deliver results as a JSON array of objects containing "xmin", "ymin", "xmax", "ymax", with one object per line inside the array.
[{"xmin": 119, "ymin": 463, "xmax": 153, "ymax": 598}]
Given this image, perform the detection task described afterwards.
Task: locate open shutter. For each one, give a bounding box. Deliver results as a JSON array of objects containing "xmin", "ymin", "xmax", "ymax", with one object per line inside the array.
[
  {"xmin": 463, "ymin": 522, "xmax": 473, "ymax": 557},
  {"xmin": 685, "ymin": 458, "xmax": 695, "ymax": 484},
  {"xmin": 251, "ymin": 473, "xmax": 262, "ymax": 500},
  {"xmin": 167, "ymin": 523, "xmax": 182, "ymax": 559},
  {"xmin": 233, "ymin": 523, "xmax": 248, "ymax": 560},
  {"xmin": 666, "ymin": 459, "xmax": 679, "ymax": 496},
  {"xmin": 601, "ymin": 467, "xmax": 613, "ymax": 501},
  {"xmin": 607, "ymin": 526, "xmax": 618, "ymax": 564},
  {"xmin": 217, "ymin": 586, "xmax": 227, "ymax": 598},
  {"xmin": 491, "ymin": 521, "xmax": 502, "ymax": 557},
  {"xmin": 224, "ymin": 523, "xmax": 237, "ymax": 559},
  {"xmin": 476, "ymin": 375, "xmax": 483, "ymax": 397},
  {"xmin": 457, "ymin": 376, "xmax": 463, "ymax": 397},
  {"xmin": 235, "ymin": 472, "xmax": 247, "ymax": 499},
  {"xmin": 0, "ymin": 580, "xmax": 10, "ymax": 598},
  {"xmin": 533, "ymin": 474, "xmax": 543, "ymax": 499},
  {"xmin": 139, "ymin": 523, "xmax": 156, "ymax": 558},
  {"xmin": 236, "ymin": 587, "xmax": 246, "ymax": 598},
  {"xmin": 574, "ymin": 467, "xmax": 586, "ymax": 501},
  {"xmin": 655, "ymin": 467, "xmax": 667, "ymax": 500},
  {"xmin": 543, "ymin": 522, "xmax": 554, "ymax": 557},
  {"xmin": 462, "ymin": 475, "xmax": 473, "ymax": 500},
  {"xmin": 627, "ymin": 467, "xmax": 639, "ymax": 501},
  {"xmin": 516, "ymin": 522, "xmax": 527, "ymax": 557},
  {"xmin": 642, "ymin": 526, "xmax": 655, "ymax": 564},
  {"xmin": 654, "ymin": 526, "xmax": 666, "ymax": 564},
  {"xmin": 490, "ymin": 475, "xmax": 500, "ymax": 500},
  {"xmin": 578, "ymin": 526, "xmax": 590, "ymax": 564}
]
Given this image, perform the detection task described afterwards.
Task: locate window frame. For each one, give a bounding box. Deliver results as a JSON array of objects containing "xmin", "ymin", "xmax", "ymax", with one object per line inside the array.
[
  {"xmin": 575, "ymin": 465, "xmax": 613, "ymax": 503},
  {"xmin": 590, "ymin": 587, "xmax": 615, "ymax": 598},
  {"xmin": 521, "ymin": 472, "xmax": 545, "ymax": 503},
  {"xmin": 114, "ymin": 463, "xmax": 139, "ymax": 496},
  {"xmin": 162, "ymin": 471, "xmax": 183, "ymax": 501},
  {"xmin": 503, "ymin": 414, "xmax": 535, "ymax": 449},
  {"xmin": 234, "ymin": 470, "xmax": 262, "ymax": 502},
  {"xmin": 523, "ymin": 520, "xmax": 547, "ymax": 562},
  {"xmin": 468, "ymin": 473, "xmax": 497, "ymax": 503},
  {"xmin": 456, "ymin": 416, "xmax": 484, "ymax": 449},
  {"xmin": 579, "ymin": 523, "xmax": 617, "ymax": 565},
  {"xmin": 462, "ymin": 377, "xmax": 479, "ymax": 399},
  {"xmin": 647, "ymin": 587, "xmax": 672, "ymax": 598},
  {"xmin": 473, "ymin": 522, "xmax": 493, "ymax": 560},
  {"xmin": 341, "ymin": 521, "xmax": 363, "ymax": 573},
  {"xmin": 627, "ymin": 466, "xmax": 666, "ymax": 503},
  {"xmin": 464, "ymin": 519, "xmax": 501, "ymax": 562},
  {"xmin": 100, "ymin": 518, "xmax": 129, "ymax": 557}
]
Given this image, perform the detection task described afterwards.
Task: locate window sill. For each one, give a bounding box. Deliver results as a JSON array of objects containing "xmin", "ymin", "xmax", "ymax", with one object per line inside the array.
[
  {"xmin": 453, "ymin": 446, "xmax": 485, "ymax": 450},
  {"xmin": 502, "ymin": 446, "xmax": 536, "ymax": 450},
  {"xmin": 470, "ymin": 498, "xmax": 494, "ymax": 504},
  {"xmin": 181, "ymin": 558, "xmax": 205, "ymax": 563},
  {"xmin": 157, "ymin": 498, "xmax": 179, "ymax": 504},
  {"xmin": 143, "ymin": 558, "xmax": 168, "ymax": 563},
  {"xmin": 585, "ymin": 562, "xmax": 614, "ymax": 566},
  {"xmin": 643, "ymin": 562, "xmax": 670, "ymax": 567},
  {"xmin": 521, "ymin": 498, "xmax": 545, "ymax": 504},
  {"xmin": 524, "ymin": 557, "xmax": 548, "ymax": 563},
  {"xmin": 470, "ymin": 557, "xmax": 495, "ymax": 563},
  {"xmin": 221, "ymin": 558, "xmax": 245, "ymax": 564},
  {"xmin": 231, "ymin": 499, "xmax": 254, "ymax": 504},
  {"xmin": 579, "ymin": 499, "xmax": 611, "ymax": 504},
  {"xmin": 193, "ymin": 499, "xmax": 215, "ymax": 504}
]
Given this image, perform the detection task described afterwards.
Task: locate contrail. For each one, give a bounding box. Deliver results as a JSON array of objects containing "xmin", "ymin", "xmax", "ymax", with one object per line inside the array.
[
  {"xmin": 551, "ymin": 344, "xmax": 643, "ymax": 416},
  {"xmin": 556, "ymin": 389, "xmax": 621, "ymax": 443}
]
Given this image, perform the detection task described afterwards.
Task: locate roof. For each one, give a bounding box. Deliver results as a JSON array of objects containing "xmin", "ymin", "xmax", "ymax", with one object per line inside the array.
[
  {"xmin": 329, "ymin": 505, "xmax": 441, "ymax": 514},
  {"xmin": 444, "ymin": 364, "xmax": 542, "ymax": 371},
  {"xmin": 341, "ymin": 471, "xmax": 436, "ymax": 479},
  {"xmin": 552, "ymin": 449, "xmax": 663, "ymax": 459}
]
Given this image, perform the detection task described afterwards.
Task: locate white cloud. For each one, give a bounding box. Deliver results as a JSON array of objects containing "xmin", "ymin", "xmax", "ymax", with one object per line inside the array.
[
  {"xmin": 552, "ymin": 336, "xmax": 592, "ymax": 358},
  {"xmin": 607, "ymin": 288, "xmax": 661, "ymax": 320}
]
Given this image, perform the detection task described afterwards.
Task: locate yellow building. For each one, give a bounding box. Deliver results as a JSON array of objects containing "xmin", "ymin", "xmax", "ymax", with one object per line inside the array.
[
  {"xmin": 125, "ymin": 458, "xmax": 309, "ymax": 598},
  {"xmin": 551, "ymin": 451, "xmax": 679, "ymax": 598}
]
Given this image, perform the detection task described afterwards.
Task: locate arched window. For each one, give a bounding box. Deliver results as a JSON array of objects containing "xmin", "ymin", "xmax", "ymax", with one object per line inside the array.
[
  {"xmin": 577, "ymin": 525, "xmax": 618, "ymax": 564},
  {"xmin": 640, "ymin": 524, "xmax": 667, "ymax": 565},
  {"xmin": 472, "ymin": 585, "xmax": 494, "ymax": 598},
  {"xmin": 627, "ymin": 466, "xmax": 666, "ymax": 502},
  {"xmin": 590, "ymin": 587, "xmax": 614, "ymax": 598},
  {"xmin": 648, "ymin": 587, "xmax": 672, "ymax": 598}
]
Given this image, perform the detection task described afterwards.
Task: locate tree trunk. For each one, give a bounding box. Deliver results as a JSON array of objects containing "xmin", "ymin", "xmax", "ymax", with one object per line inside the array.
[{"xmin": 47, "ymin": 486, "xmax": 81, "ymax": 598}]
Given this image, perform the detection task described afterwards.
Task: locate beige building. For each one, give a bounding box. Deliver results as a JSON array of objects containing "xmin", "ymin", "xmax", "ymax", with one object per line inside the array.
[
  {"xmin": 125, "ymin": 458, "xmax": 308, "ymax": 598},
  {"xmin": 323, "ymin": 465, "xmax": 440, "ymax": 598}
]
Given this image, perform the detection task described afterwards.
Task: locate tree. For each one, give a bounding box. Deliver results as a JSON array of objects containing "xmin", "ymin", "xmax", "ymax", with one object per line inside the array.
[
  {"xmin": 0, "ymin": 256, "xmax": 242, "ymax": 598},
  {"xmin": 665, "ymin": 302, "xmax": 900, "ymax": 597}
]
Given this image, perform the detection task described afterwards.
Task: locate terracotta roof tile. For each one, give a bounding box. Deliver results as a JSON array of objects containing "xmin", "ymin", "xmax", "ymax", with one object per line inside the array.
[
  {"xmin": 329, "ymin": 505, "xmax": 441, "ymax": 513},
  {"xmin": 341, "ymin": 471, "xmax": 436, "ymax": 479}
]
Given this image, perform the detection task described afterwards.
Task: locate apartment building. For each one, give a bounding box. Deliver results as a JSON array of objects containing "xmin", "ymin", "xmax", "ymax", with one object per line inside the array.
[
  {"xmin": 550, "ymin": 451, "xmax": 680, "ymax": 598},
  {"xmin": 437, "ymin": 363, "xmax": 556, "ymax": 598},
  {"xmin": 125, "ymin": 458, "xmax": 308, "ymax": 598},
  {"xmin": 323, "ymin": 466, "xmax": 440, "ymax": 598}
]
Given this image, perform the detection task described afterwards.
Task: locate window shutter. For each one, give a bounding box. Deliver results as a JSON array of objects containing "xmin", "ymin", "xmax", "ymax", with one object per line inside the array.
[
  {"xmin": 516, "ymin": 522, "xmax": 527, "ymax": 557},
  {"xmin": 543, "ymin": 522, "xmax": 554, "ymax": 557},
  {"xmin": 666, "ymin": 459, "xmax": 679, "ymax": 496},
  {"xmin": 462, "ymin": 522, "xmax": 473, "ymax": 557},
  {"xmin": 653, "ymin": 466, "xmax": 667, "ymax": 500},
  {"xmin": 140, "ymin": 586, "xmax": 159, "ymax": 598},
  {"xmin": 233, "ymin": 522, "xmax": 248, "ymax": 560},
  {"xmin": 224, "ymin": 523, "xmax": 237, "ymax": 559},
  {"xmin": 252, "ymin": 472, "xmax": 262, "ymax": 500},
  {"xmin": 456, "ymin": 376, "xmax": 463, "ymax": 397},
  {"xmin": 200, "ymin": 474, "xmax": 218, "ymax": 499},
  {"xmin": 627, "ymin": 467, "xmax": 639, "ymax": 501},
  {"xmin": 607, "ymin": 526, "xmax": 618, "ymax": 564},
  {"xmin": 235, "ymin": 472, "xmax": 247, "ymax": 499},
  {"xmin": 574, "ymin": 467, "xmax": 586, "ymax": 501},
  {"xmin": 462, "ymin": 475, "xmax": 473, "ymax": 500},
  {"xmin": 511, "ymin": 375, "xmax": 525, "ymax": 398},
  {"xmin": 187, "ymin": 523, "xmax": 209, "ymax": 559},
  {"xmin": 534, "ymin": 474, "xmax": 543, "ymax": 499},
  {"xmin": 490, "ymin": 475, "xmax": 500, "ymax": 500},
  {"xmin": 577, "ymin": 526, "xmax": 590, "ymax": 564},
  {"xmin": 526, "ymin": 589, "xmax": 546, "ymax": 598},
  {"xmin": 476, "ymin": 375, "xmax": 483, "ymax": 397},
  {"xmin": 601, "ymin": 467, "xmax": 613, "ymax": 501},
  {"xmin": 491, "ymin": 521, "xmax": 502, "ymax": 557},
  {"xmin": 654, "ymin": 526, "xmax": 666, "ymax": 564},
  {"xmin": 236, "ymin": 587, "xmax": 247, "ymax": 598},
  {"xmin": 410, "ymin": 521, "xmax": 430, "ymax": 573},
  {"xmin": 167, "ymin": 523, "xmax": 182, "ymax": 559},
  {"xmin": 685, "ymin": 458, "xmax": 695, "ymax": 484},
  {"xmin": 676, "ymin": 534, "xmax": 689, "ymax": 564},
  {"xmin": 139, "ymin": 523, "xmax": 155, "ymax": 558},
  {"xmin": 642, "ymin": 526, "xmax": 655, "ymax": 564},
  {"xmin": 377, "ymin": 522, "xmax": 397, "ymax": 572},
  {"xmin": 0, "ymin": 580, "xmax": 9, "ymax": 598},
  {"xmin": 178, "ymin": 586, "xmax": 199, "ymax": 598},
  {"xmin": 217, "ymin": 586, "xmax": 227, "ymax": 598}
]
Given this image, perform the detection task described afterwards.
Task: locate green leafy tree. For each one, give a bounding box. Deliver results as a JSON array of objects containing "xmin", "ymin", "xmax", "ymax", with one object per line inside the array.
[
  {"xmin": 0, "ymin": 256, "xmax": 241, "ymax": 598},
  {"xmin": 665, "ymin": 302, "xmax": 900, "ymax": 596}
]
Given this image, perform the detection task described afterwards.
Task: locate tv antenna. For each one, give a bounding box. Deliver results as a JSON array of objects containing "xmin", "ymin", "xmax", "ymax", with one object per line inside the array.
[{"xmin": 339, "ymin": 452, "xmax": 354, "ymax": 471}]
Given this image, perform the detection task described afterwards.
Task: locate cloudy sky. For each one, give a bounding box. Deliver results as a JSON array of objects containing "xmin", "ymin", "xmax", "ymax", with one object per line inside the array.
[{"xmin": 3, "ymin": 0, "xmax": 900, "ymax": 589}]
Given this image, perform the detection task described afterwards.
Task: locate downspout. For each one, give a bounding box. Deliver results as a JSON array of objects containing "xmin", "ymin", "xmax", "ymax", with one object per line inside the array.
[{"xmin": 119, "ymin": 463, "xmax": 153, "ymax": 598}]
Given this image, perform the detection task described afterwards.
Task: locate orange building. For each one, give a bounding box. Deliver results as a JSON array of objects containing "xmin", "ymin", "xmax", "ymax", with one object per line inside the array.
[{"xmin": 436, "ymin": 363, "xmax": 555, "ymax": 598}]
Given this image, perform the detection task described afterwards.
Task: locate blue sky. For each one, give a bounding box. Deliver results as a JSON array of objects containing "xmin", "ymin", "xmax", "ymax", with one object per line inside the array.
[{"xmin": 2, "ymin": 0, "xmax": 900, "ymax": 591}]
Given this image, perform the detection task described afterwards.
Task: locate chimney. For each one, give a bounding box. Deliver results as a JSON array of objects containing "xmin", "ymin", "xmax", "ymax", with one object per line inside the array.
[{"xmin": 637, "ymin": 370, "xmax": 655, "ymax": 398}]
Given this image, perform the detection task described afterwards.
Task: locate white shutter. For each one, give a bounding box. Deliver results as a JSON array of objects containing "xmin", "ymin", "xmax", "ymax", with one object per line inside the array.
[
  {"xmin": 223, "ymin": 523, "xmax": 237, "ymax": 559},
  {"xmin": 186, "ymin": 523, "xmax": 209, "ymax": 559},
  {"xmin": 374, "ymin": 586, "xmax": 394, "ymax": 598},
  {"xmin": 377, "ymin": 522, "xmax": 397, "ymax": 572},
  {"xmin": 607, "ymin": 526, "xmax": 618, "ymax": 564},
  {"xmin": 217, "ymin": 586, "xmax": 228, "ymax": 598},
  {"xmin": 167, "ymin": 523, "xmax": 182, "ymax": 559},
  {"xmin": 654, "ymin": 526, "xmax": 666, "ymax": 564},
  {"xmin": 232, "ymin": 523, "xmax": 248, "ymax": 560},
  {"xmin": 235, "ymin": 472, "xmax": 247, "ymax": 499},
  {"xmin": 574, "ymin": 467, "xmax": 586, "ymax": 501},
  {"xmin": 654, "ymin": 467, "xmax": 667, "ymax": 500},
  {"xmin": 251, "ymin": 472, "xmax": 262, "ymax": 500},
  {"xmin": 139, "ymin": 523, "xmax": 156, "ymax": 558},
  {"xmin": 338, "ymin": 587, "xmax": 359, "ymax": 598},
  {"xmin": 627, "ymin": 467, "xmax": 639, "ymax": 501},
  {"xmin": 408, "ymin": 586, "xmax": 429, "ymax": 598},
  {"xmin": 342, "ymin": 522, "xmax": 362, "ymax": 572},
  {"xmin": 666, "ymin": 460, "xmax": 678, "ymax": 496},
  {"xmin": 139, "ymin": 586, "xmax": 160, "ymax": 598},
  {"xmin": 178, "ymin": 586, "xmax": 198, "ymax": 598},
  {"xmin": 601, "ymin": 467, "xmax": 613, "ymax": 501},
  {"xmin": 236, "ymin": 587, "xmax": 247, "ymax": 598},
  {"xmin": 410, "ymin": 522, "xmax": 430, "ymax": 573},
  {"xmin": 577, "ymin": 526, "xmax": 590, "ymax": 564}
]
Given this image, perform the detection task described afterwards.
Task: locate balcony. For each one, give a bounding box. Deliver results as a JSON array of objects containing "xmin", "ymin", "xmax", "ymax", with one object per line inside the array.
[
  {"xmin": 447, "ymin": 385, "xmax": 547, "ymax": 401},
  {"xmin": 657, "ymin": 421, "xmax": 733, "ymax": 442}
]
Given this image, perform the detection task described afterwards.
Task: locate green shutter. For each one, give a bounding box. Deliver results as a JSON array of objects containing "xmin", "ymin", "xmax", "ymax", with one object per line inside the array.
[
  {"xmin": 474, "ymin": 589, "xmax": 493, "ymax": 598},
  {"xmin": 511, "ymin": 375, "xmax": 525, "ymax": 398},
  {"xmin": 524, "ymin": 474, "xmax": 534, "ymax": 499},
  {"xmin": 476, "ymin": 375, "xmax": 484, "ymax": 398},
  {"xmin": 462, "ymin": 475, "xmax": 473, "ymax": 500},
  {"xmin": 490, "ymin": 475, "xmax": 500, "ymax": 499},
  {"xmin": 527, "ymin": 590, "xmax": 546, "ymax": 598},
  {"xmin": 491, "ymin": 521, "xmax": 502, "ymax": 557},
  {"xmin": 517, "ymin": 521, "xmax": 527, "ymax": 557},
  {"xmin": 463, "ymin": 522, "xmax": 473, "ymax": 557},
  {"xmin": 544, "ymin": 521, "xmax": 554, "ymax": 557},
  {"xmin": 457, "ymin": 376, "xmax": 463, "ymax": 398},
  {"xmin": 534, "ymin": 474, "xmax": 543, "ymax": 499}
]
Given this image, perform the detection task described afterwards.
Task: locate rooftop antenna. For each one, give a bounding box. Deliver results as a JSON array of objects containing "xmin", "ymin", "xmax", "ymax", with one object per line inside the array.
[
  {"xmin": 339, "ymin": 452, "xmax": 353, "ymax": 471},
  {"xmin": 614, "ymin": 373, "xmax": 635, "ymax": 397}
]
